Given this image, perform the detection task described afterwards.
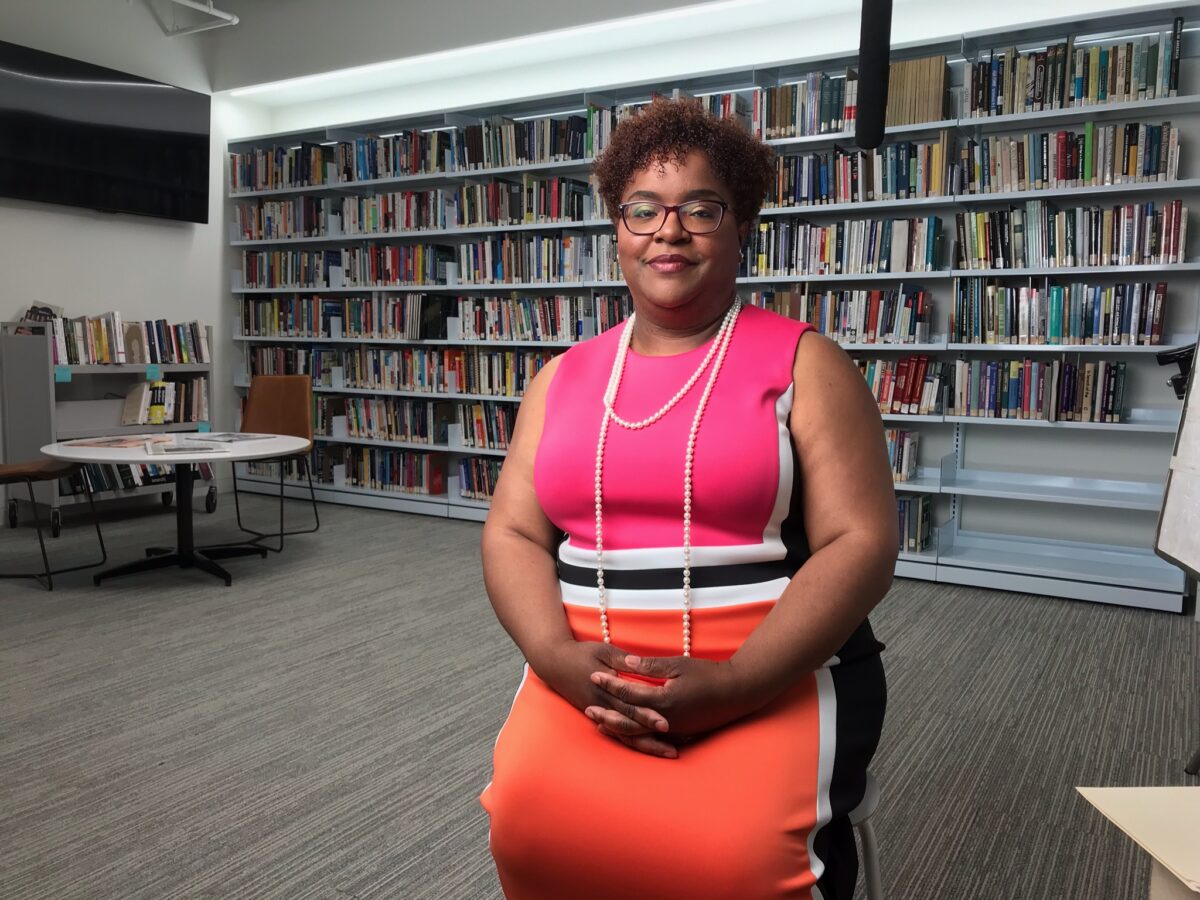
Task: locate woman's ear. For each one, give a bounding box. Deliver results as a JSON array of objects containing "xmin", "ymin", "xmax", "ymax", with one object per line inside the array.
[{"xmin": 738, "ymin": 220, "xmax": 750, "ymax": 247}]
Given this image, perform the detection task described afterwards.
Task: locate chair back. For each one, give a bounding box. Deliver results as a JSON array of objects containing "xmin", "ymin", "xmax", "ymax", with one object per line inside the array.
[{"xmin": 242, "ymin": 375, "xmax": 313, "ymax": 442}]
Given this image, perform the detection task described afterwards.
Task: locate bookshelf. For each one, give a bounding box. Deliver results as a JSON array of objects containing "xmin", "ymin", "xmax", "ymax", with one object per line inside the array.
[
  {"xmin": 226, "ymin": 5, "xmax": 1200, "ymax": 611},
  {"xmin": 0, "ymin": 321, "xmax": 217, "ymax": 536}
]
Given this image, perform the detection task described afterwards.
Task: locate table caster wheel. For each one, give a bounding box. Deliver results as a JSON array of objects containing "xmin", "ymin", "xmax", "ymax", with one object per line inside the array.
[
  {"xmin": 205, "ymin": 487, "xmax": 218, "ymax": 514},
  {"xmin": 161, "ymin": 491, "xmax": 173, "ymax": 507}
]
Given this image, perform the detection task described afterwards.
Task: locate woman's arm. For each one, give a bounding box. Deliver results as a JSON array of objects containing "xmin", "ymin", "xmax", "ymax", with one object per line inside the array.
[
  {"xmin": 588, "ymin": 331, "xmax": 897, "ymax": 733},
  {"xmin": 725, "ymin": 330, "xmax": 898, "ymax": 702},
  {"xmin": 481, "ymin": 354, "xmax": 574, "ymax": 665},
  {"xmin": 481, "ymin": 355, "xmax": 675, "ymax": 753}
]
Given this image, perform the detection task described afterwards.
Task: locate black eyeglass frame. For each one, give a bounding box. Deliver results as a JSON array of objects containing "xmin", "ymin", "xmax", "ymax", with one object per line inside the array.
[{"xmin": 617, "ymin": 199, "xmax": 730, "ymax": 235}]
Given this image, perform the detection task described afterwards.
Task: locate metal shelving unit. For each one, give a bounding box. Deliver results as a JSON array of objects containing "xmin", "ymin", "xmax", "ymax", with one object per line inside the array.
[
  {"xmin": 0, "ymin": 322, "xmax": 216, "ymax": 535},
  {"xmin": 226, "ymin": 6, "xmax": 1200, "ymax": 610}
]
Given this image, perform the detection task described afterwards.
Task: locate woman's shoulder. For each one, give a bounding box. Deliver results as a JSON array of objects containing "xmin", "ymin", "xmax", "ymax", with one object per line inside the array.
[{"xmin": 739, "ymin": 302, "xmax": 814, "ymax": 337}]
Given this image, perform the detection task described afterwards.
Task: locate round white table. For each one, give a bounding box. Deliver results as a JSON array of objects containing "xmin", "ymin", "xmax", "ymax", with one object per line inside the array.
[{"xmin": 42, "ymin": 433, "xmax": 311, "ymax": 586}]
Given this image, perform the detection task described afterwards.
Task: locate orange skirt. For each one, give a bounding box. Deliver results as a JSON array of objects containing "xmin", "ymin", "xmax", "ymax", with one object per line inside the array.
[{"xmin": 481, "ymin": 604, "xmax": 885, "ymax": 899}]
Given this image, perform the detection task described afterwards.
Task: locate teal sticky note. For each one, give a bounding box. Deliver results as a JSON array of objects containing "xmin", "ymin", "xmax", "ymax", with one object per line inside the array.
[
  {"xmin": 146, "ymin": 364, "xmax": 162, "ymax": 381},
  {"xmin": 54, "ymin": 365, "xmax": 72, "ymax": 383},
  {"xmin": 197, "ymin": 421, "xmax": 211, "ymax": 433}
]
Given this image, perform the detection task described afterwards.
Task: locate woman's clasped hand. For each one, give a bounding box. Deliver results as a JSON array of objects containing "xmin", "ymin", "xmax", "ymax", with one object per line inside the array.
[{"xmin": 536, "ymin": 640, "xmax": 757, "ymax": 758}]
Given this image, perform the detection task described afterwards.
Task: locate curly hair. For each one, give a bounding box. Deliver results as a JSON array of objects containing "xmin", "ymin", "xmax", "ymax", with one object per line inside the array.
[{"xmin": 593, "ymin": 97, "xmax": 776, "ymax": 226}]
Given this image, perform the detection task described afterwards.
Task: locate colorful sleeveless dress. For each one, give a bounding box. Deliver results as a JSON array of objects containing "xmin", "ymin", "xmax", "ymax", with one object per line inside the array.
[{"xmin": 481, "ymin": 304, "xmax": 886, "ymax": 899}]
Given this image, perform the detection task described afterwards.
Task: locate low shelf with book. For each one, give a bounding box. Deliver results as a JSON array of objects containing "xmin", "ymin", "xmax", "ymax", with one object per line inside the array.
[
  {"xmin": 225, "ymin": 5, "xmax": 1200, "ymax": 610},
  {"xmin": 0, "ymin": 318, "xmax": 217, "ymax": 535}
]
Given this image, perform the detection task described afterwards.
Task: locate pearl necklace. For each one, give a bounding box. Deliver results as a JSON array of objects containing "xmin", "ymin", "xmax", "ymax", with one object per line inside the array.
[{"xmin": 594, "ymin": 299, "xmax": 742, "ymax": 657}]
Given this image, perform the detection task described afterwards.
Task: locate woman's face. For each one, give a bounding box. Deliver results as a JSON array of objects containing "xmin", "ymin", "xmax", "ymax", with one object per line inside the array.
[{"xmin": 616, "ymin": 149, "xmax": 747, "ymax": 321}]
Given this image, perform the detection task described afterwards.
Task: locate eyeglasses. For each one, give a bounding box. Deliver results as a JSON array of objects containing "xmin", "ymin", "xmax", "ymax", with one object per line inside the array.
[{"xmin": 618, "ymin": 199, "xmax": 729, "ymax": 235}]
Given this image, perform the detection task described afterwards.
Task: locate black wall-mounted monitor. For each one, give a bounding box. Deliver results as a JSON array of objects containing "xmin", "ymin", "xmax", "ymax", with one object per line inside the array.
[{"xmin": 0, "ymin": 40, "xmax": 210, "ymax": 224}]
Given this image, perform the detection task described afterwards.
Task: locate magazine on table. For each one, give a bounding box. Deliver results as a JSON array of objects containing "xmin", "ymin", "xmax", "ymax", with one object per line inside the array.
[
  {"xmin": 189, "ymin": 432, "xmax": 276, "ymax": 443},
  {"xmin": 66, "ymin": 435, "xmax": 171, "ymax": 449}
]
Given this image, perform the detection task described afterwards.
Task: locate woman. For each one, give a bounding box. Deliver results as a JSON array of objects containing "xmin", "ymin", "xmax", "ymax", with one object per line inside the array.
[{"xmin": 480, "ymin": 98, "xmax": 897, "ymax": 899}]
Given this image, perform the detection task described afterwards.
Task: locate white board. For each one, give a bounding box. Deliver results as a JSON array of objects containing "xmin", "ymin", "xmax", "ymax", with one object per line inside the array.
[{"xmin": 1156, "ymin": 343, "xmax": 1200, "ymax": 588}]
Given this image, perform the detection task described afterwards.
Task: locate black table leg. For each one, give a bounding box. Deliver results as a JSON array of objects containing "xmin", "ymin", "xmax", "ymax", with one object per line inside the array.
[{"xmin": 94, "ymin": 463, "xmax": 241, "ymax": 587}]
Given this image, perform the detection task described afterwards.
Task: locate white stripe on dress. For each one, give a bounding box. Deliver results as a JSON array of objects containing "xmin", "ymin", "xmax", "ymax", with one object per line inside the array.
[
  {"xmin": 763, "ymin": 382, "xmax": 797, "ymax": 547},
  {"xmin": 558, "ymin": 540, "xmax": 788, "ymax": 571},
  {"xmin": 806, "ymin": 657, "xmax": 840, "ymax": 899},
  {"xmin": 560, "ymin": 577, "xmax": 792, "ymax": 611}
]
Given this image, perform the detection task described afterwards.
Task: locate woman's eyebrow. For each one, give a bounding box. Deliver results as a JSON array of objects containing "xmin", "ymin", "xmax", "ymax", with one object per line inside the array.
[{"xmin": 625, "ymin": 188, "xmax": 725, "ymax": 200}]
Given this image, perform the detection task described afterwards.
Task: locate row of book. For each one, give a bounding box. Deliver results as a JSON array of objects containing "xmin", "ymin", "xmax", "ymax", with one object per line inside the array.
[
  {"xmin": 886, "ymin": 428, "xmax": 921, "ymax": 483},
  {"xmin": 474, "ymin": 453, "xmax": 515, "ymax": 501},
  {"xmin": 233, "ymin": 195, "xmax": 330, "ymax": 241},
  {"xmin": 229, "ymin": 108, "xmax": 619, "ymax": 193},
  {"xmin": 897, "ymin": 494, "xmax": 934, "ymax": 553},
  {"xmin": 314, "ymin": 396, "xmax": 445, "ymax": 445},
  {"xmin": 342, "ymin": 446, "xmax": 446, "ymax": 495},
  {"xmin": 230, "ymin": 130, "xmax": 460, "ymax": 192},
  {"xmin": 40, "ymin": 313, "xmax": 211, "ymax": 366},
  {"xmin": 753, "ymin": 286, "xmax": 934, "ymax": 345},
  {"xmin": 119, "ymin": 378, "xmax": 210, "ymax": 426},
  {"xmin": 247, "ymin": 346, "xmax": 555, "ymax": 398},
  {"xmin": 745, "ymin": 216, "xmax": 943, "ymax": 277},
  {"xmin": 454, "ymin": 401, "xmax": 515, "ymax": 450},
  {"xmin": 239, "ymin": 239, "xmax": 615, "ymax": 290},
  {"xmin": 237, "ymin": 293, "xmax": 634, "ymax": 343},
  {"xmin": 459, "ymin": 457, "xmax": 503, "ymax": 501},
  {"xmin": 457, "ymin": 113, "xmax": 601, "ymax": 171},
  {"xmin": 753, "ymin": 71, "xmax": 857, "ymax": 139},
  {"xmin": 455, "ymin": 294, "xmax": 632, "ymax": 343},
  {"xmin": 884, "ymin": 56, "xmax": 951, "ymax": 129},
  {"xmin": 682, "ymin": 89, "xmax": 751, "ymax": 131},
  {"xmin": 752, "ymin": 56, "xmax": 948, "ymax": 137},
  {"xmin": 966, "ymin": 20, "xmax": 1183, "ymax": 118},
  {"xmin": 453, "ymin": 234, "xmax": 605, "ymax": 285},
  {"xmin": 856, "ymin": 356, "xmax": 949, "ymax": 417},
  {"xmin": 950, "ymin": 279, "xmax": 1168, "ymax": 346},
  {"xmin": 60, "ymin": 461, "xmax": 213, "ymax": 496},
  {"xmin": 238, "ymin": 246, "xmax": 454, "ymax": 290},
  {"xmin": 235, "ymin": 177, "xmax": 603, "ymax": 242},
  {"xmin": 954, "ymin": 122, "xmax": 1181, "ymax": 196},
  {"xmin": 240, "ymin": 294, "xmax": 428, "ymax": 340},
  {"xmin": 766, "ymin": 133, "xmax": 955, "ymax": 207},
  {"xmin": 954, "ymin": 199, "xmax": 1188, "ymax": 270},
  {"xmin": 948, "ymin": 357, "xmax": 1128, "ymax": 422},
  {"xmin": 343, "ymin": 177, "xmax": 596, "ymax": 236},
  {"xmin": 326, "ymin": 445, "xmax": 451, "ymax": 496}
]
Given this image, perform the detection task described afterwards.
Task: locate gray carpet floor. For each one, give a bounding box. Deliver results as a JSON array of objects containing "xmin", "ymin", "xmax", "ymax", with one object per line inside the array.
[{"xmin": 1, "ymin": 493, "xmax": 1197, "ymax": 899}]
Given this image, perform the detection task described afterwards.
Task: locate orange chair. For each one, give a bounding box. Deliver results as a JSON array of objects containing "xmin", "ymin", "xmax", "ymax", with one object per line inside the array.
[
  {"xmin": 1, "ymin": 460, "xmax": 106, "ymax": 589},
  {"xmin": 231, "ymin": 375, "xmax": 319, "ymax": 551}
]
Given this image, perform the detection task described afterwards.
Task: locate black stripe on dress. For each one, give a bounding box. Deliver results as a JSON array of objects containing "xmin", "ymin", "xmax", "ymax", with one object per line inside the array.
[{"xmin": 556, "ymin": 559, "xmax": 794, "ymax": 590}]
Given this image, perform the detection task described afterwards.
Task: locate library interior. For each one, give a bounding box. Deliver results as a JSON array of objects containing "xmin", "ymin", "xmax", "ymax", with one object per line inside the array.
[{"xmin": 1, "ymin": 0, "xmax": 1198, "ymax": 898}]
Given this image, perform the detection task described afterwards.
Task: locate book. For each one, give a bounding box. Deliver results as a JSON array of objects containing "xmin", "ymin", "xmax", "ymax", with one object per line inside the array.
[{"xmin": 121, "ymin": 382, "xmax": 151, "ymax": 426}]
